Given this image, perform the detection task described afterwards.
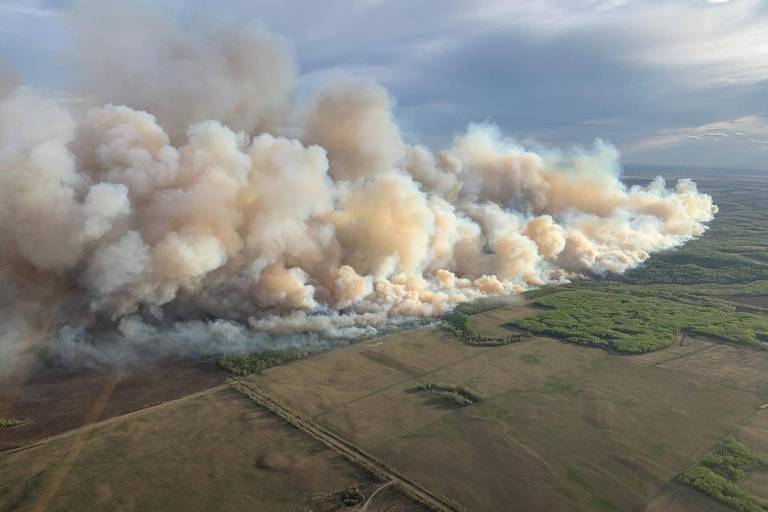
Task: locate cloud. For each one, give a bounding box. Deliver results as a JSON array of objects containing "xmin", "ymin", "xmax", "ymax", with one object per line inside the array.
[
  {"xmin": 261, "ymin": 0, "xmax": 768, "ymax": 165},
  {"xmin": 0, "ymin": 1, "xmax": 57, "ymax": 17},
  {"xmin": 3, "ymin": 0, "xmax": 768, "ymax": 167},
  {"xmin": 628, "ymin": 116, "xmax": 768, "ymax": 152},
  {"xmin": 624, "ymin": 0, "xmax": 768, "ymax": 88}
]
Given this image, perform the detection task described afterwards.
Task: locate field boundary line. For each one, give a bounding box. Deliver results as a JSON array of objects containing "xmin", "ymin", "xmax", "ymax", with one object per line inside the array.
[
  {"xmin": 0, "ymin": 384, "xmax": 228, "ymax": 457},
  {"xmin": 313, "ymin": 337, "xmax": 524, "ymax": 421},
  {"xmin": 229, "ymin": 378, "xmax": 468, "ymax": 512}
]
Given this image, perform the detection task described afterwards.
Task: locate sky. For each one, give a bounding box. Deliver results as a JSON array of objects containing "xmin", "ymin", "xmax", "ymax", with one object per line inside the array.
[{"xmin": 1, "ymin": 0, "xmax": 767, "ymax": 168}]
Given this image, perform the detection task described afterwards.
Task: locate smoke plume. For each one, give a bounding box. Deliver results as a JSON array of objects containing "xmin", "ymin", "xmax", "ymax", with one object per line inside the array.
[{"xmin": 0, "ymin": 4, "xmax": 717, "ymax": 374}]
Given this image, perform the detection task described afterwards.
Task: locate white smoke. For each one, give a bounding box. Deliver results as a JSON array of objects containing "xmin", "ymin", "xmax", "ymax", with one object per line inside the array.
[{"xmin": 0, "ymin": 4, "xmax": 717, "ymax": 374}]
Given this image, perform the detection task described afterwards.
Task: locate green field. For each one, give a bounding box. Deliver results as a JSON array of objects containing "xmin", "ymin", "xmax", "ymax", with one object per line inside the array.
[{"xmin": 515, "ymin": 288, "xmax": 768, "ymax": 353}]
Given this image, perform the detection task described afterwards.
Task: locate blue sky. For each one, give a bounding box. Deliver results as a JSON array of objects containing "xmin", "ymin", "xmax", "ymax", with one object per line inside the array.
[{"xmin": 1, "ymin": 0, "xmax": 767, "ymax": 168}]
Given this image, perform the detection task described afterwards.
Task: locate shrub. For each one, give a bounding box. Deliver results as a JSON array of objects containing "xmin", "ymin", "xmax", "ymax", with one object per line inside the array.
[
  {"xmin": 677, "ymin": 465, "xmax": 768, "ymax": 512},
  {"xmin": 443, "ymin": 310, "xmax": 527, "ymax": 346},
  {"xmin": 0, "ymin": 418, "xmax": 25, "ymax": 428},
  {"xmin": 416, "ymin": 381, "xmax": 482, "ymax": 407},
  {"xmin": 701, "ymin": 439, "xmax": 767, "ymax": 481}
]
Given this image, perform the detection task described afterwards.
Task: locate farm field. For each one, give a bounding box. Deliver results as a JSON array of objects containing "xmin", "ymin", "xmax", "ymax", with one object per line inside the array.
[
  {"xmin": 0, "ymin": 386, "xmax": 427, "ymax": 512},
  {"xmin": 246, "ymin": 307, "xmax": 768, "ymax": 512},
  {"xmin": 0, "ymin": 360, "xmax": 225, "ymax": 451}
]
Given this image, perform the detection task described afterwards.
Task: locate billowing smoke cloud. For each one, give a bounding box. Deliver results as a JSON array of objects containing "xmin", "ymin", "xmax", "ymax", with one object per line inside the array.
[
  {"xmin": 72, "ymin": 1, "xmax": 296, "ymax": 141},
  {"xmin": 0, "ymin": 4, "xmax": 717, "ymax": 374}
]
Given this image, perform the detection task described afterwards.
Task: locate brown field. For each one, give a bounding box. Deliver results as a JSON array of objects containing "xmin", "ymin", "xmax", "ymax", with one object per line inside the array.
[
  {"xmin": 466, "ymin": 303, "xmax": 541, "ymax": 338},
  {"xmin": 634, "ymin": 335, "xmax": 768, "ymax": 393},
  {"xmin": 2, "ymin": 303, "xmax": 766, "ymax": 512},
  {"xmin": 644, "ymin": 483, "xmax": 732, "ymax": 512},
  {"xmin": 733, "ymin": 405, "xmax": 768, "ymax": 501},
  {"xmin": 722, "ymin": 294, "xmax": 768, "ymax": 310},
  {"xmin": 0, "ymin": 386, "xmax": 427, "ymax": 512},
  {"xmin": 0, "ymin": 360, "xmax": 225, "ymax": 451},
  {"xmin": 247, "ymin": 306, "xmax": 768, "ymax": 512}
]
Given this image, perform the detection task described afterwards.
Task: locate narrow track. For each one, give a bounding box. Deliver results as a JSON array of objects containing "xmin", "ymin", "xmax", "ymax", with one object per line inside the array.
[
  {"xmin": 1, "ymin": 385, "xmax": 228, "ymax": 457},
  {"xmin": 230, "ymin": 379, "xmax": 465, "ymax": 512},
  {"xmin": 360, "ymin": 480, "xmax": 394, "ymax": 511},
  {"xmin": 31, "ymin": 371, "xmax": 120, "ymax": 512}
]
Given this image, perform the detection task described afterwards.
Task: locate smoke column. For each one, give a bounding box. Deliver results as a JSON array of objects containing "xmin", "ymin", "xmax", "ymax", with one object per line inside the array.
[{"xmin": 0, "ymin": 4, "xmax": 716, "ymax": 373}]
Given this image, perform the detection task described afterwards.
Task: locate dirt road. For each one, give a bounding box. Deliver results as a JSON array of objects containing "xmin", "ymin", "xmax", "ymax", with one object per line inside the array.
[
  {"xmin": 230, "ymin": 379, "xmax": 466, "ymax": 512},
  {"xmin": 360, "ymin": 480, "xmax": 395, "ymax": 511}
]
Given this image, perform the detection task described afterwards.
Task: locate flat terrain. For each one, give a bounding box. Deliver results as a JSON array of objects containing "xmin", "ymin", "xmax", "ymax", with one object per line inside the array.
[
  {"xmin": 644, "ymin": 483, "xmax": 733, "ymax": 512},
  {"xmin": 0, "ymin": 360, "xmax": 225, "ymax": 451},
  {"xmin": 247, "ymin": 309, "xmax": 768, "ymax": 512},
  {"xmin": 231, "ymin": 379, "xmax": 457, "ymax": 511},
  {"xmin": 0, "ymin": 386, "xmax": 426, "ymax": 512}
]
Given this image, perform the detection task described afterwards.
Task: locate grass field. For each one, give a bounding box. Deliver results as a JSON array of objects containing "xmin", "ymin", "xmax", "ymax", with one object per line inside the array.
[
  {"xmin": 0, "ymin": 387, "xmax": 426, "ymax": 512},
  {"xmin": 246, "ymin": 308, "xmax": 768, "ymax": 511},
  {"xmin": 0, "ymin": 360, "xmax": 225, "ymax": 451}
]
